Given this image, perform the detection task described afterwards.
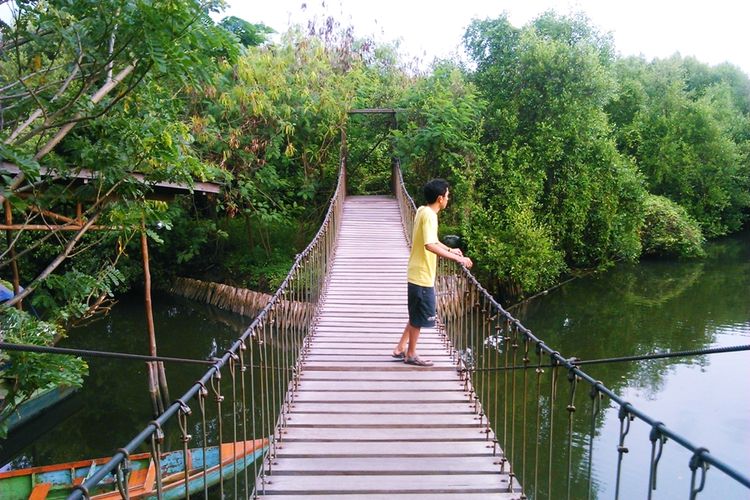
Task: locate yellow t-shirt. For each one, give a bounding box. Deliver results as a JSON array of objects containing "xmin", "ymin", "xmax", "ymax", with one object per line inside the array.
[{"xmin": 407, "ymin": 206, "xmax": 439, "ymax": 286}]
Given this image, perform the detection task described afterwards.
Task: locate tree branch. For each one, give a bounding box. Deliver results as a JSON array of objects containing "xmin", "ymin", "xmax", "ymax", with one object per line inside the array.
[
  {"xmin": 4, "ymin": 56, "xmax": 83, "ymax": 144},
  {"xmin": 2, "ymin": 209, "xmax": 103, "ymax": 307},
  {"xmin": 0, "ymin": 61, "xmax": 138, "ymax": 204},
  {"xmin": 0, "ymin": 177, "xmax": 124, "ymax": 267},
  {"xmin": 34, "ymin": 61, "xmax": 137, "ymax": 159}
]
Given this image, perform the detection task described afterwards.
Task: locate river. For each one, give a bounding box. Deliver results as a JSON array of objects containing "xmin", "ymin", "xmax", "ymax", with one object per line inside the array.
[{"xmin": 512, "ymin": 228, "xmax": 750, "ymax": 499}]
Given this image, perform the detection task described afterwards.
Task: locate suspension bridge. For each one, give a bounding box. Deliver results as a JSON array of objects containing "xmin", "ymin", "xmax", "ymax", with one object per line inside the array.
[
  {"xmin": 252, "ymin": 194, "xmax": 520, "ymax": 498},
  {"xmin": 27, "ymin": 137, "xmax": 743, "ymax": 500}
]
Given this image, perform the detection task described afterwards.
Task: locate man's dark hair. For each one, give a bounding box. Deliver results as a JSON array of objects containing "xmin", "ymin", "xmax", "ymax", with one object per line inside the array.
[{"xmin": 423, "ymin": 178, "xmax": 450, "ymax": 204}]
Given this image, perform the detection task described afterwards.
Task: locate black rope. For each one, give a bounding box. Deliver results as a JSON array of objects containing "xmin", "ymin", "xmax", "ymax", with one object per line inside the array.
[
  {"xmin": 575, "ymin": 343, "xmax": 750, "ymax": 366},
  {"xmin": 461, "ymin": 343, "xmax": 750, "ymax": 373},
  {"xmin": 0, "ymin": 341, "xmax": 213, "ymax": 365},
  {"xmin": 0, "ymin": 342, "xmax": 301, "ymax": 373}
]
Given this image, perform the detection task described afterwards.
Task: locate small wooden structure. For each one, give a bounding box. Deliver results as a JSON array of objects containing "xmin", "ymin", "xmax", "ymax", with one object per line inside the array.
[
  {"xmin": 0, "ymin": 161, "xmax": 222, "ymax": 416},
  {"xmin": 255, "ymin": 196, "xmax": 522, "ymax": 498}
]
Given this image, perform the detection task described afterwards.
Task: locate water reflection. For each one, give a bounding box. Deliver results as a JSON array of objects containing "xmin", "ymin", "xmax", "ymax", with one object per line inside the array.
[{"xmin": 510, "ymin": 229, "xmax": 750, "ymax": 499}]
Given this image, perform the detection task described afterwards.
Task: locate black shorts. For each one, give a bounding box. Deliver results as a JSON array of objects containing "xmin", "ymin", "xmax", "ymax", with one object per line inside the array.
[{"xmin": 407, "ymin": 282, "xmax": 436, "ymax": 328}]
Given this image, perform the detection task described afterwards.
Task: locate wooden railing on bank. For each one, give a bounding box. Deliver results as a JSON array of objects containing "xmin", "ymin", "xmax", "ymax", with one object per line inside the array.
[{"xmin": 170, "ymin": 277, "xmax": 272, "ymax": 317}]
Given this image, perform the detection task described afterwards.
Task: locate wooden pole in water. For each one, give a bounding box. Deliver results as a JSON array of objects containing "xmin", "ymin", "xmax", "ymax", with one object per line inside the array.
[
  {"xmin": 157, "ymin": 360, "xmax": 170, "ymax": 408},
  {"xmin": 141, "ymin": 218, "xmax": 164, "ymax": 415},
  {"xmin": 3, "ymin": 200, "xmax": 22, "ymax": 310},
  {"xmin": 147, "ymin": 361, "xmax": 164, "ymax": 415},
  {"xmin": 141, "ymin": 219, "xmax": 157, "ymax": 357}
]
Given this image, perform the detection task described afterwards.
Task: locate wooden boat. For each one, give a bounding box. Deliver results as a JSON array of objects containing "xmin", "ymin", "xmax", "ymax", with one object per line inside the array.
[
  {"xmin": 0, "ymin": 438, "xmax": 268, "ymax": 499},
  {"xmin": 2, "ymin": 386, "xmax": 77, "ymax": 434}
]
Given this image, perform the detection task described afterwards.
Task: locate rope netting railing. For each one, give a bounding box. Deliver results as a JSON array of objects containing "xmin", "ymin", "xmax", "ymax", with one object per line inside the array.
[
  {"xmin": 68, "ymin": 137, "xmax": 347, "ymax": 500},
  {"xmin": 392, "ymin": 160, "xmax": 750, "ymax": 499}
]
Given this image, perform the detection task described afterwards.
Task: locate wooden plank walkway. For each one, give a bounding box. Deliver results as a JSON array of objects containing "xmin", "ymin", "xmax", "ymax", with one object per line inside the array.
[{"xmin": 257, "ymin": 195, "xmax": 522, "ymax": 499}]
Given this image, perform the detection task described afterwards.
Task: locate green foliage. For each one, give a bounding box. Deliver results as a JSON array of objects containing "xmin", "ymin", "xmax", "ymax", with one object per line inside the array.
[
  {"xmin": 608, "ymin": 56, "xmax": 750, "ymax": 237},
  {"xmin": 1, "ymin": 0, "xmax": 236, "ymax": 313},
  {"xmin": 461, "ymin": 12, "xmax": 646, "ymax": 296},
  {"xmin": 346, "ymin": 43, "xmax": 411, "ymax": 195},
  {"xmin": 187, "ymin": 30, "xmax": 360, "ymax": 219},
  {"xmin": 243, "ymin": 254, "xmax": 297, "ymax": 292},
  {"xmin": 219, "ymin": 16, "xmax": 274, "ymax": 47},
  {"xmin": 209, "ymin": 216, "xmax": 303, "ymax": 292},
  {"xmin": 1, "ymin": 0, "xmax": 237, "ymax": 155},
  {"xmin": 147, "ymin": 25, "xmax": 376, "ymax": 286},
  {"xmin": 392, "ymin": 61, "xmax": 486, "ymax": 226},
  {"xmin": 32, "ymin": 266, "xmax": 127, "ymax": 324},
  {"xmin": 641, "ymin": 195, "xmax": 705, "ymax": 258},
  {"xmin": 464, "ymin": 206, "xmax": 566, "ymax": 293},
  {"xmin": 0, "ymin": 308, "xmax": 88, "ymax": 438},
  {"xmin": 148, "ymin": 201, "xmax": 226, "ymax": 274}
]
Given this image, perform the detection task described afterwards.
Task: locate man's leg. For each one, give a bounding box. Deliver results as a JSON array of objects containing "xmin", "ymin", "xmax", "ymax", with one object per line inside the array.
[
  {"xmin": 406, "ymin": 323, "xmax": 422, "ymax": 358},
  {"xmin": 404, "ymin": 322, "xmax": 432, "ymax": 366},
  {"xmin": 393, "ymin": 323, "xmax": 411, "ymax": 357}
]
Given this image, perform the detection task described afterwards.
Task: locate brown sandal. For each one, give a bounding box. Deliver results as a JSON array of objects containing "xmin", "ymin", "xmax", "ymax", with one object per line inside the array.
[{"xmin": 404, "ymin": 355, "xmax": 434, "ymax": 367}]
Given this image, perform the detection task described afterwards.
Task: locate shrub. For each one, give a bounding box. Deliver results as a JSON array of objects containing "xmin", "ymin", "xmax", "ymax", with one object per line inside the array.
[
  {"xmin": 464, "ymin": 207, "xmax": 566, "ymax": 294},
  {"xmin": 641, "ymin": 195, "xmax": 705, "ymax": 257}
]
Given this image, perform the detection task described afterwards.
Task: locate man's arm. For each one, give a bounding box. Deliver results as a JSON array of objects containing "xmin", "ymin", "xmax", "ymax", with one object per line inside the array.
[
  {"xmin": 436, "ymin": 241, "xmax": 463, "ymax": 256},
  {"xmin": 425, "ymin": 243, "xmax": 473, "ymax": 268}
]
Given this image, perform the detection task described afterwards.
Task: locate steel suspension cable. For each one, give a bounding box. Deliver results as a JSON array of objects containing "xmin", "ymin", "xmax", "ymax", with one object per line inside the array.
[
  {"xmin": 461, "ymin": 343, "xmax": 750, "ymax": 373},
  {"xmin": 0, "ymin": 341, "xmax": 215, "ymax": 364}
]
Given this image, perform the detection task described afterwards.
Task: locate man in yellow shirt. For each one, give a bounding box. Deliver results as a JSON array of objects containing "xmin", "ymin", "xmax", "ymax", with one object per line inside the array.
[{"xmin": 392, "ymin": 179, "xmax": 473, "ymax": 366}]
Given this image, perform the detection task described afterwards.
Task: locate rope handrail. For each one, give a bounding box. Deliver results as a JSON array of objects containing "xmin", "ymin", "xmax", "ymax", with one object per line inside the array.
[
  {"xmin": 391, "ymin": 160, "xmax": 750, "ymax": 496},
  {"xmin": 68, "ymin": 134, "xmax": 348, "ymax": 500},
  {"xmin": 456, "ymin": 263, "xmax": 750, "ymax": 489}
]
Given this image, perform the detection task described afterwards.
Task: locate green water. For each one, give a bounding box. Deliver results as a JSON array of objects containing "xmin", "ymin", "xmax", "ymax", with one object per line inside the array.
[
  {"xmin": 508, "ymin": 229, "xmax": 750, "ymax": 499},
  {"xmin": 1, "ymin": 292, "xmax": 272, "ymax": 496}
]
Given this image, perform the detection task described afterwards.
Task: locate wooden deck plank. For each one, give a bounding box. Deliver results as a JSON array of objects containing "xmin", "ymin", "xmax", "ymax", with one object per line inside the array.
[
  {"xmin": 309, "ymin": 334, "xmax": 442, "ymax": 341},
  {"xmin": 280, "ymin": 427, "xmax": 485, "ymax": 441},
  {"xmin": 302, "ymin": 355, "xmax": 453, "ymax": 363},
  {"xmin": 274, "ymin": 441, "xmax": 494, "ymax": 456},
  {"xmin": 296, "ymin": 380, "xmax": 463, "ymax": 390},
  {"xmin": 307, "ymin": 340, "xmax": 445, "ymax": 346},
  {"xmin": 308, "ymin": 339, "xmax": 444, "ymax": 345},
  {"xmin": 258, "ymin": 196, "xmax": 519, "ymax": 498},
  {"xmin": 314, "ymin": 318, "xmax": 412, "ymax": 325},
  {"xmin": 292, "ymin": 391, "xmax": 468, "ymax": 402},
  {"xmin": 284, "ymin": 414, "xmax": 483, "ymax": 427},
  {"xmin": 298, "ymin": 374, "xmax": 458, "ymax": 383},
  {"xmin": 268, "ymin": 456, "xmax": 501, "ymax": 473},
  {"xmin": 301, "ymin": 362, "xmax": 457, "ymax": 370},
  {"xmin": 257, "ymin": 494, "xmax": 519, "ymax": 499},
  {"xmin": 311, "ymin": 328, "xmax": 440, "ymax": 334},
  {"xmin": 289, "ymin": 402, "xmax": 474, "ymax": 413},
  {"xmin": 258, "ymin": 474, "xmax": 515, "ymax": 493},
  {"xmin": 304, "ymin": 346, "xmax": 448, "ymax": 352}
]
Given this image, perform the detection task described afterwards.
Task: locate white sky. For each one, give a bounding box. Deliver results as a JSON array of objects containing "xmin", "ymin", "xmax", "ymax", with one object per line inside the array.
[{"xmin": 218, "ymin": 0, "xmax": 750, "ymax": 75}]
